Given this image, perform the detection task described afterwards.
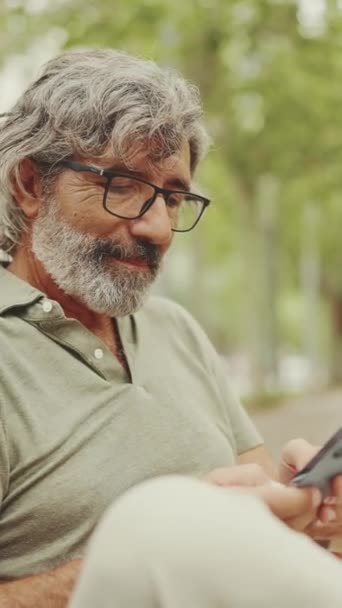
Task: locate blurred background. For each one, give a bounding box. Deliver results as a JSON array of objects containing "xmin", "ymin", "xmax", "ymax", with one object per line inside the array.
[{"xmin": 1, "ymin": 0, "xmax": 342, "ymax": 453}]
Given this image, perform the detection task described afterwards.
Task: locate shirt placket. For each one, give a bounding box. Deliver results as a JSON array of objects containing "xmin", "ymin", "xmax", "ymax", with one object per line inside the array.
[{"xmin": 22, "ymin": 298, "xmax": 131, "ymax": 384}]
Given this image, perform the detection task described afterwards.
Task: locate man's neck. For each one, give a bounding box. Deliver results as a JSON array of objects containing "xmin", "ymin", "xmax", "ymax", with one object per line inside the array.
[{"xmin": 8, "ymin": 241, "xmax": 120, "ymax": 354}]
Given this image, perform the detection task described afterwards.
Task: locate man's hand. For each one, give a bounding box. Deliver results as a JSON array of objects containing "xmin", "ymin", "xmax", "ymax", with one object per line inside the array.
[
  {"xmin": 0, "ymin": 559, "xmax": 81, "ymax": 608},
  {"xmin": 204, "ymin": 464, "xmax": 321, "ymax": 532},
  {"xmin": 204, "ymin": 463, "xmax": 270, "ymax": 488},
  {"xmin": 280, "ymin": 438, "xmax": 342, "ymax": 540}
]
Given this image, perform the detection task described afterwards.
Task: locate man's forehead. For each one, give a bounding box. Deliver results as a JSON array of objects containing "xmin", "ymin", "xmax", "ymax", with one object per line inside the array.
[{"xmin": 97, "ymin": 140, "xmax": 191, "ymax": 176}]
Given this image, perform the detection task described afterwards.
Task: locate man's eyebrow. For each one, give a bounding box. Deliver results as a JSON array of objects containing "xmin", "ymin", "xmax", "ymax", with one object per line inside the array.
[
  {"xmin": 105, "ymin": 164, "xmax": 191, "ymax": 192},
  {"xmin": 167, "ymin": 178, "xmax": 191, "ymax": 192}
]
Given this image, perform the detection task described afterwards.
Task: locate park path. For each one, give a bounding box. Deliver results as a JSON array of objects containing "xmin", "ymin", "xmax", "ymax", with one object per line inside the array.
[{"xmin": 249, "ymin": 388, "xmax": 342, "ymax": 460}]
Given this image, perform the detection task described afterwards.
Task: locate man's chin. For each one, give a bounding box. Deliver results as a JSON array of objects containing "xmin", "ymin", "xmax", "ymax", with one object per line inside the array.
[
  {"xmin": 84, "ymin": 294, "xmax": 148, "ymax": 318},
  {"xmin": 76, "ymin": 280, "xmax": 153, "ymax": 318}
]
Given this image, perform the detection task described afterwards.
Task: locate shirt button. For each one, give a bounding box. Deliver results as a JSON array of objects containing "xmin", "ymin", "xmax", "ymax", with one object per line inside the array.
[
  {"xmin": 94, "ymin": 348, "xmax": 104, "ymax": 360},
  {"xmin": 42, "ymin": 300, "xmax": 53, "ymax": 313}
]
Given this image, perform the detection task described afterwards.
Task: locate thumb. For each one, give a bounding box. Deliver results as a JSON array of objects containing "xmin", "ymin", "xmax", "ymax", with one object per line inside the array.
[
  {"xmin": 254, "ymin": 482, "xmax": 321, "ymax": 520},
  {"xmin": 280, "ymin": 438, "xmax": 319, "ymax": 483}
]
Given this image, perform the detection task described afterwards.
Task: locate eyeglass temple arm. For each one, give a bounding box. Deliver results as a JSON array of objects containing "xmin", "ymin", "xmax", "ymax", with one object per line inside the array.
[{"xmin": 60, "ymin": 160, "xmax": 105, "ymax": 177}]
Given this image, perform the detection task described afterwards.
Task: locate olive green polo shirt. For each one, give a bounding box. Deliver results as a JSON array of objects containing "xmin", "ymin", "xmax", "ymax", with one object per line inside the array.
[{"xmin": 0, "ymin": 265, "xmax": 262, "ymax": 579}]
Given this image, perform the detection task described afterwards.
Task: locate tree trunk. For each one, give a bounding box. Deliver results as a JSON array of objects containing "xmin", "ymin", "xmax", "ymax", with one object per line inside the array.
[
  {"xmin": 329, "ymin": 296, "xmax": 342, "ymax": 383},
  {"xmin": 258, "ymin": 175, "xmax": 279, "ymax": 389},
  {"xmin": 237, "ymin": 175, "xmax": 279, "ymax": 393},
  {"xmin": 301, "ymin": 203, "xmax": 321, "ymax": 386}
]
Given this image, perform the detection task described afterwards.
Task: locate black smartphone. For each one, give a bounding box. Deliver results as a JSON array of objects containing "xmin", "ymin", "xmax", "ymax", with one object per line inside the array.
[{"xmin": 290, "ymin": 427, "xmax": 342, "ymax": 497}]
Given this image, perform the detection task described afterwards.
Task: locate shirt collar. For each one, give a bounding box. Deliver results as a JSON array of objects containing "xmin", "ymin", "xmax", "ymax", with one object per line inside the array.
[{"xmin": 0, "ymin": 265, "xmax": 45, "ymax": 315}]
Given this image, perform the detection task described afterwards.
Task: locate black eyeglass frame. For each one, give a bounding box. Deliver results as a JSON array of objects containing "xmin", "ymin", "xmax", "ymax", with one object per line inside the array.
[{"xmin": 58, "ymin": 160, "xmax": 211, "ymax": 233}]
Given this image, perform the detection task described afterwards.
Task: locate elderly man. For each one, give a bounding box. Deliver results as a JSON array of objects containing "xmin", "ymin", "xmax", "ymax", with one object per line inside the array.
[{"xmin": 0, "ymin": 48, "xmax": 341, "ymax": 608}]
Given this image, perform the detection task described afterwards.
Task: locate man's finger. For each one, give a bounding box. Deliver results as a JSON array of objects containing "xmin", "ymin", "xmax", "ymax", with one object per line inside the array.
[
  {"xmin": 285, "ymin": 511, "xmax": 318, "ymax": 532},
  {"xmin": 306, "ymin": 520, "xmax": 342, "ymax": 539},
  {"xmin": 279, "ymin": 460, "xmax": 297, "ymax": 484},
  {"xmin": 319, "ymin": 504, "xmax": 337, "ymax": 524},
  {"xmin": 204, "ymin": 464, "xmax": 269, "ymax": 487},
  {"xmin": 254, "ymin": 483, "xmax": 321, "ymax": 521},
  {"xmin": 331, "ymin": 475, "xmax": 342, "ymax": 500},
  {"xmin": 281, "ymin": 438, "xmax": 320, "ymax": 473}
]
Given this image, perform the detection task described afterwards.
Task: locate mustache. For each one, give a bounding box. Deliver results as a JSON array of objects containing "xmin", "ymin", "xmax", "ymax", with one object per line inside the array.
[{"xmin": 93, "ymin": 239, "xmax": 162, "ymax": 271}]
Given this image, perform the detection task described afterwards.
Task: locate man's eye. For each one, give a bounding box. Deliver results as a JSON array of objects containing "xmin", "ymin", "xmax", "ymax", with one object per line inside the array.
[
  {"xmin": 109, "ymin": 178, "xmax": 138, "ymax": 192},
  {"xmin": 111, "ymin": 184, "xmax": 132, "ymax": 192},
  {"xmin": 167, "ymin": 194, "xmax": 183, "ymax": 207}
]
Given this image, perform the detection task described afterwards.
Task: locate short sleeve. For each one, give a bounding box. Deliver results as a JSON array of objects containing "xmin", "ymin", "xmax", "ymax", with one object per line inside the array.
[
  {"xmin": 219, "ymin": 372, "xmax": 263, "ymax": 455},
  {"xmin": 201, "ymin": 337, "xmax": 263, "ymax": 455},
  {"xmin": 153, "ymin": 298, "xmax": 263, "ymax": 456}
]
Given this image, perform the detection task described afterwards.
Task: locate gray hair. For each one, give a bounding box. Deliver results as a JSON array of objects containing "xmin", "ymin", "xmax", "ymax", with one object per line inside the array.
[{"xmin": 0, "ymin": 48, "xmax": 210, "ymax": 254}]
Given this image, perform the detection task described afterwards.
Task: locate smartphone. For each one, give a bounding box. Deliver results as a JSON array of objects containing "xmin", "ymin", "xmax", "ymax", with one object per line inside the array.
[{"xmin": 290, "ymin": 427, "xmax": 342, "ymax": 497}]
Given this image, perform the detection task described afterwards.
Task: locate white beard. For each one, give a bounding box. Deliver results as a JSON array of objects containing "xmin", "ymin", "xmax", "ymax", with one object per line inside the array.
[{"xmin": 31, "ymin": 199, "xmax": 162, "ymax": 317}]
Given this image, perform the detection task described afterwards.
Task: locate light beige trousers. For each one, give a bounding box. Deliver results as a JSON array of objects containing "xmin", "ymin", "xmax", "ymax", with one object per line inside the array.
[{"xmin": 69, "ymin": 476, "xmax": 342, "ymax": 608}]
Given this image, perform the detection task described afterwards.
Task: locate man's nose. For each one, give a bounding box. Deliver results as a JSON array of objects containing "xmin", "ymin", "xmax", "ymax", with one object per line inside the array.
[{"xmin": 129, "ymin": 195, "xmax": 172, "ymax": 246}]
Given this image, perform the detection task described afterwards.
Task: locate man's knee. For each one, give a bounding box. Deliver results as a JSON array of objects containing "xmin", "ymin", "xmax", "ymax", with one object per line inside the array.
[
  {"xmin": 70, "ymin": 476, "xmax": 342, "ymax": 608},
  {"xmin": 73, "ymin": 475, "xmax": 266, "ymax": 586}
]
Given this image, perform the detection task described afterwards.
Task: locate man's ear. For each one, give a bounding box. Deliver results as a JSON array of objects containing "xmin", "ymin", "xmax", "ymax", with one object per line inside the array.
[{"xmin": 11, "ymin": 158, "xmax": 43, "ymax": 219}]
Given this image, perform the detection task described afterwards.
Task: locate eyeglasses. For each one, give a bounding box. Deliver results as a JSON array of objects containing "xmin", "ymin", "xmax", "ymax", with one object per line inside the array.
[{"xmin": 58, "ymin": 160, "xmax": 211, "ymax": 233}]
